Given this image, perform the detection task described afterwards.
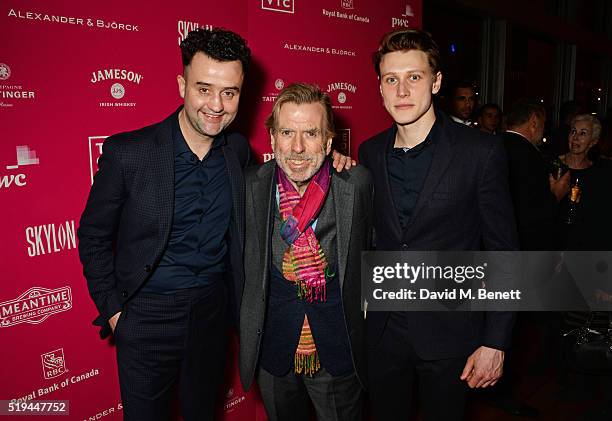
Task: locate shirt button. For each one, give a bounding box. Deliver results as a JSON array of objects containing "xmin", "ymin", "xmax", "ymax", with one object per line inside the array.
[
  {"xmin": 121, "ymin": 290, "xmax": 128, "ymax": 298},
  {"xmin": 257, "ymin": 329, "xmax": 262, "ymax": 335}
]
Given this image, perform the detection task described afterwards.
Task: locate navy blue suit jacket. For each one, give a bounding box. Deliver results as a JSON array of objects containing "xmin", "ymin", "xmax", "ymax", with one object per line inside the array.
[
  {"xmin": 78, "ymin": 107, "xmax": 249, "ymax": 338},
  {"xmin": 358, "ymin": 111, "xmax": 518, "ymax": 359}
]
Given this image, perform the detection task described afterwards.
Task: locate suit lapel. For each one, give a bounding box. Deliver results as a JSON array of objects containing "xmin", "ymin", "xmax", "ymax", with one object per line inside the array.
[
  {"xmin": 223, "ymin": 140, "xmax": 246, "ymax": 250},
  {"xmin": 380, "ymin": 126, "xmax": 403, "ymax": 240},
  {"xmin": 332, "ymin": 173, "xmax": 354, "ymax": 291},
  {"xmin": 152, "ymin": 113, "xmax": 176, "ymax": 245},
  {"xmin": 404, "ymin": 116, "xmax": 455, "ymax": 239}
]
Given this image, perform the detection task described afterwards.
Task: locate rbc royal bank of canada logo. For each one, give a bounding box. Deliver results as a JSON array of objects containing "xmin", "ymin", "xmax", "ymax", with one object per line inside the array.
[
  {"xmin": 341, "ymin": 0, "xmax": 354, "ymax": 9},
  {"xmin": 0, "ymin": 63, "xmax": 11, "ymax": 80},
  {"xmin": 0, "ymin": 286, "xmax": 73, "ymax": 328},
  {"xmin": 261, "ymin": 0, "xmax": 294, "ymax": 14},
  {"xmin": 41, "ymin": 348, "xmax": 68, "ymax": 379}
]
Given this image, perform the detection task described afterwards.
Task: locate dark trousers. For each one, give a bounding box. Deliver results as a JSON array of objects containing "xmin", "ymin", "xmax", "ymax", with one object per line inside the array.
[
  {"xmin": 257, "ymin": 367, "xmax": 363, "ymax": 421},
  {"xmin": 367, "ymin": 317, "xmax": 469, "ymax": 421},
  {"xmin": 114, "ymin": 284, "xmax": 228, "ymax": 421}
]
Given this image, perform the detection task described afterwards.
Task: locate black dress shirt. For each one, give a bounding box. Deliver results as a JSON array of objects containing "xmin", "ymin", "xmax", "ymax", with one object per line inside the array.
[
  {"xmin": 143, "ymin": 115, "xmax": 231, "ymax": 293},
  {"xmin": 387, "ymin": 119, "xmax": 440, "ymax": 230}
]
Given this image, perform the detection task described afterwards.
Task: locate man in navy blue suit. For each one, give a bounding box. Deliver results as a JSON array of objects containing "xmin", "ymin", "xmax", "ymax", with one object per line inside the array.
[
  {"xmin": 78, "ymin": 29, "xmax": 251, "ymax": 421},
  {"xmin": 359, "ymin": 29, "xmax": 519, "ymax": 420}
]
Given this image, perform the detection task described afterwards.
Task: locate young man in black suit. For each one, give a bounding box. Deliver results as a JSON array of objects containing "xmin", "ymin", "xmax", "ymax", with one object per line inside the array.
[
  {"xmin": 77, "ymin": 29, "xmax": 251, "ymax": 421},
  {"xmin": 358, "ymin": 29, "xmax": 519, "ymax": 420}
]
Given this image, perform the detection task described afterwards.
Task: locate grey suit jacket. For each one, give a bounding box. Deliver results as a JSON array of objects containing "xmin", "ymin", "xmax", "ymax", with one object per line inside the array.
[{"xmin": 239, "ymin": 160, "xmax": 373, "ymax": 391}]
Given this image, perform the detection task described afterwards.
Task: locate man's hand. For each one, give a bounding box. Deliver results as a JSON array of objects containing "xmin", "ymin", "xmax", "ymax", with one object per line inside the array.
[
  {"xmin": 331, "ymin": 150, "xmax": 356, "ymax": 172},
  {"xmin": 460, "ymin": 346, "xmax": 504, "ymax": 388},
  {"xmin": 550, "ymin": 172, "xmax": 570, "ymax": 202},
  {"xmin": 109, "ymin": 312, "xmax": 121, "ymax": 334}
]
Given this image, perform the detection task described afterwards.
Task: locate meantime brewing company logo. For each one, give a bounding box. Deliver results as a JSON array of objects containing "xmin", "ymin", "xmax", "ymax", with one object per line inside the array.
[
  {"xmin": 322, "ymin": 0, "xmax": 370, "ymax": 23},
  {"xmin": 90, "ymin": 68, "xmax": 142, "ymax": 107},
  {"xmin": 327, "ymin": 81, "xmax": 357, "ymax": 110},
  {"xmin": 26, "ymin": 220, "xmax": 77, "ymax": 258},
  {"xmin": 1, "ymin": 145, "xmax": 39, "ymax": 190},
  {"xmin": 0, "ymin": 64, "xmax": 37, "ymax": 108},
  {"xmin": 391, "ymin": 4, "xmax": 415, "ymax": 28},
  {"xmin": 7, "ymin": 8, "xmax": 139, "ymax": 32},
  {"xmin": 178, "ymin": 20, "xmax": 213, "ymax": 45},
  {"xmin": 41, "ymin": 348, "xmax": 67, "ymax": 379},
  {"xmin": 0, "ymin": 286, "xmax": 72, "ymax": 328},
  {"xmin": 261, "ymin": 0, "xmax": 294, "ymax": 14},
  {"xmin": 88, "ymin": 136, "xmax": 107, "ymax": 183}
]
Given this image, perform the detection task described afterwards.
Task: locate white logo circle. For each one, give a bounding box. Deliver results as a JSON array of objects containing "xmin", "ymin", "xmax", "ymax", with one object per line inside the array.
[
  {"xmin": 338, "ymin": 92, "xmax": 347, "ymax": 104},
  {"xmin": 275, "ymin": 79, "xmax": 285, "ymax": 90},
  {"xmin": 111, "ymin": 83, "xmax": 125, "ymax": 99},
  {"xmin": 0, "ymin": 63, "xmax": 11, "ymax": 80},
  {"xmin": 226, "ymin": 387, "xmax": 234, "ymax": 399}
]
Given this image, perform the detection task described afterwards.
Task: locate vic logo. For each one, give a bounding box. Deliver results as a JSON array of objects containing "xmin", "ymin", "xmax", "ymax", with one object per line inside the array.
[{"xmin": 261, "ymin": 0, "xmax": 294, "ymax": 13}]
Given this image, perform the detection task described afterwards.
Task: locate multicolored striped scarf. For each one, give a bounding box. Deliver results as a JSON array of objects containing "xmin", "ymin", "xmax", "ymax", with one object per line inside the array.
[{"xmin": 276, "ymin": 160, "xmax": 332, "ymax": 375}]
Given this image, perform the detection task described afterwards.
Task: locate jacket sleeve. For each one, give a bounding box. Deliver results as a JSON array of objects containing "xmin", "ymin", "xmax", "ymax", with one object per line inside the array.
[
  {"xmin": 477, "ymin": 139, "xmax": 518, "ymax": 350},
  {"xmin": 77, "ymin": 138, "xmax": 126, "ymax": 338}
]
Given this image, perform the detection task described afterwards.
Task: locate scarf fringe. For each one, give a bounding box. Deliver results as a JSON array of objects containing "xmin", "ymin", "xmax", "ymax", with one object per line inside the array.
[{"xmin": 294, "ymin": 351, "xmax": 320, "ymax": 376}]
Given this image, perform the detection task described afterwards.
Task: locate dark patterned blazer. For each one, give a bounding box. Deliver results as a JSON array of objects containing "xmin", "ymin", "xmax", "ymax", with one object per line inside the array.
[
  {"xmin": 358, "ymin": 110, "xmax": 518, "ymax": 359},
  {"xmin": 77, "ymin": 107, "xmax": 249, "ymax": 338},
  {"xmin": 239, "ymin": 160, "xmax": 373, "ymax": 391}
]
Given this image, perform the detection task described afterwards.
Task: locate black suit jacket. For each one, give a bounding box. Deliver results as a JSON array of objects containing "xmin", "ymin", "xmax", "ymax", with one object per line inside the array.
[
  {"xmin": 358, "ymin": 111, "xmax": 518, "ymax": 360},
  {"xmin": 239, "ymin": 161, "xmax": 373, "ymax": 391},
  {"xmin": 77, "ymin": 107, "xmax": 249, "ymax": 338},
  {"xmin": 502, "ymin": 131, "xmax": 558, "ymax": 250}
]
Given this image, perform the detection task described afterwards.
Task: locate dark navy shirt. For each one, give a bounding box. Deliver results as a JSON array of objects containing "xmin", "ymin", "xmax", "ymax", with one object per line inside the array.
[
  {"xmin": 143, "ymin": 115, "xmax": 231, "ymax": 293},
  {"xmin": 387, "ymin": 118, "xmax": 440, "ymax": 229}
]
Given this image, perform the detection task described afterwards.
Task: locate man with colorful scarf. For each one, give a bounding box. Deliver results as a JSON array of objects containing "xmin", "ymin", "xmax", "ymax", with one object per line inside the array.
[{"xmin": 239, "ymin": 83, "xmax": 373, "ymax": 420}]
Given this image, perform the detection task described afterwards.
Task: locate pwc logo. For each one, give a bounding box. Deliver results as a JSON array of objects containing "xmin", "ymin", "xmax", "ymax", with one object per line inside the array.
[
  {"xmin": 0, "ymin": 145, "xmax": 39, "ymax": 190},
  {"xmin": 261, "ymin": 0, "xmax": 294, "ymax": 14}
]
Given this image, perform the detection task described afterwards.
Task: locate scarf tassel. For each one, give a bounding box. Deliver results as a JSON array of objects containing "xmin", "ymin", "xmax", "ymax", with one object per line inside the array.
[{"xmin": 294, "ymin": 351, "xmax": 320, "ymax": 376}]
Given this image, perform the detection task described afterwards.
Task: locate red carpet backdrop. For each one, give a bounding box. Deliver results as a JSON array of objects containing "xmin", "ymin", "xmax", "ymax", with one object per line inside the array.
[{"xmin": 1, "ymin": 1, "xmax": 421, "ymax": 419}]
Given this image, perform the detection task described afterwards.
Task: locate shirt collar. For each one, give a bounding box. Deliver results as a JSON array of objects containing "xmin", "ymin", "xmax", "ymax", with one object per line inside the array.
[
  {"xmin": 388, "ymin": 113, "xmax": 441, "ymax": 155},
  {"xmin": 450, "ymin": 114, "xmax": 471, "ymax": 126}
]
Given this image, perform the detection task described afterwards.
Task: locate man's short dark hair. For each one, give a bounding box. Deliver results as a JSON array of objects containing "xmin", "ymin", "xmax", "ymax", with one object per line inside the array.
[
  {"xmin": 447, "ymin": 80, "xmax": 475, "ymax": 98},
  {"xmin": 180, "ymin": 28, "xmax": 251, "ymax": 74},
  {"xmin": 372, "ymin": 29, "xmax": 441, "ymax": 77},
  {"xmin": 477, "ymin": 103, "xmax": 502, "ymax": 118},
  {"xmin": 505, "ymin": 98, "xmax": 545, "ymax": 128}
]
